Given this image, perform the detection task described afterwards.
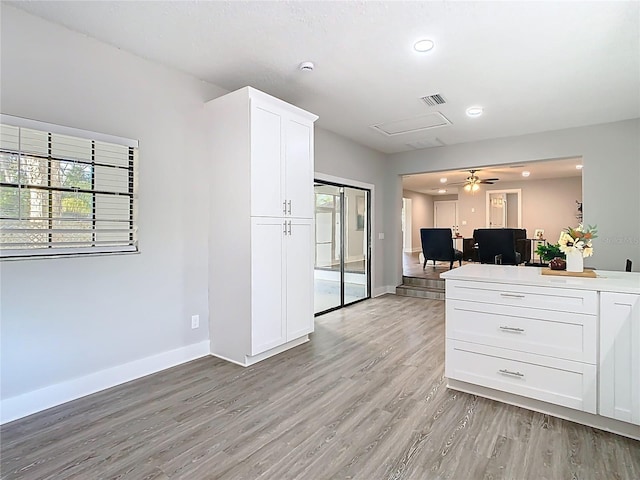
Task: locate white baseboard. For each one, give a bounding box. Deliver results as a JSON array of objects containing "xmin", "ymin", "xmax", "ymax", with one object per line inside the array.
[
  {"xmin": 373, "ymin": 285, "xmax": 397, "ymax": 297},
  {"xmin": 0, "ymin": 340, "xmax": 210, "ymax": 425}
]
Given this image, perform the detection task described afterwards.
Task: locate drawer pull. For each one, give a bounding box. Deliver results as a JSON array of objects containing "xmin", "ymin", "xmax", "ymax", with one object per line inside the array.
[
  {"xmin": 499, "ymin": 326, "xmax": 525, "ymax": 333},
  {"xmin": 498, "ymin": 369, "xmax": 524, "ymax": 377},
  {"xmin": 500, "ymin": 293, "xmax": 526, "ymax": 299}
]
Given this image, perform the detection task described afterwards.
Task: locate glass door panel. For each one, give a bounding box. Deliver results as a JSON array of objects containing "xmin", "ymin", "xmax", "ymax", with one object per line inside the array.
[
  {"xmin": 314, "ymin": 184, "xmax": 342, "ymax": 314},
  {"xmin": 343, "ymin": 187, "xmax": 369, "ymax": 305}
]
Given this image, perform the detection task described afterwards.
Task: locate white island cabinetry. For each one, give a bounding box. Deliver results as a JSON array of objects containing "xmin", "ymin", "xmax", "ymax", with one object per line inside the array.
[
  {"xmin": 599, "ymin": 292, "xmax": 640, "ymax": 425},
  {"xmin": 206, "ymin": 87, "xmax": 317, "ymax": 366},
  {"xmin": 441, "ymin": 264, "xmax": 640, "ymax": 439}
]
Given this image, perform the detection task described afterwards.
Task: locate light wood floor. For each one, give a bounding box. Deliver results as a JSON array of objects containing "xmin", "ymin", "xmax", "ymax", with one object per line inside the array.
[
  {"xmin": 403, "ymin": 251, "xmax": 468, "ymax": 279},
  {"xmin": 2, "ymin": 295, "xmax": 639, "ymax": 479}
]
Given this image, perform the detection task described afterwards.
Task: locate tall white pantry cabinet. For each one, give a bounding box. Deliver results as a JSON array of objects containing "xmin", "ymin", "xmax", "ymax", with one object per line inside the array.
[{"xmin": 205, "ymin": 87, "xmax": 318, "ymax": 366}]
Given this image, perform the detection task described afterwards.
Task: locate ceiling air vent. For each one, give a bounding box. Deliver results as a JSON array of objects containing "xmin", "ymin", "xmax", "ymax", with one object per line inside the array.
[{"xmin": 421, "ymin": 94, "xmax": 447, "ymax": 106}]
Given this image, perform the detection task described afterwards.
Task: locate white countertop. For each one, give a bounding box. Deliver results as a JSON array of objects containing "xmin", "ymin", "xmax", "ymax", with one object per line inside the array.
[{"xmin": 441, "ymin": 264, "xmax": 640, "ymax": 295}]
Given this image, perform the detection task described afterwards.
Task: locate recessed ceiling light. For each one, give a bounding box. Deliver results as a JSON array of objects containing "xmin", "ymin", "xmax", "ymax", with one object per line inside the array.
[
  {"xmin": 466, "ymin": 106, "xmax": 484, "ymax": 117},
  {"xmin": 522, "ymin": 171, "xmax": 530, "ymax": 177},
  {"xmin": 576, "ymin": 164, "xmax": 583, "ymax": 170},
  {"xmin": 414, "ymin": 39, "xmax": 435, "ymax": 52},
  {"xmin": 440, "ymin": 177, "xmax": 447, "ymax": 183},
  {"xmin": 438, "ymin": 189, "xmax": 447, "ymax": 194}
]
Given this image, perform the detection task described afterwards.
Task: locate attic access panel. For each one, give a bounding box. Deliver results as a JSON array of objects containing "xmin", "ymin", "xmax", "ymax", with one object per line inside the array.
[{"xmin": 370, "ymin": 112, "xmax": 451, "ymax": 136}]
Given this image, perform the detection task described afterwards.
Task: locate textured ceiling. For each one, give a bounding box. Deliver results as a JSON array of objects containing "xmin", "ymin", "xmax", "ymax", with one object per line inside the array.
[{"xmin": 7, "ymin": 1, "xmax": 640, "ymax": 154}]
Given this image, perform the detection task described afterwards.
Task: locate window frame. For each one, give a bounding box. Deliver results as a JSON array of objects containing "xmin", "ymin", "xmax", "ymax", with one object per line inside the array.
[{"xmin": 0, "ymin": 114, "xmax": 139, "ymax": 260}]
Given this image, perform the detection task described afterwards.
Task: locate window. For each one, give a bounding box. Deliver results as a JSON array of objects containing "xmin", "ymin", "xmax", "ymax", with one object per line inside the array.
[{"xmin": 0, "ymin": 115, "xmax": 138, "ymax": 258}]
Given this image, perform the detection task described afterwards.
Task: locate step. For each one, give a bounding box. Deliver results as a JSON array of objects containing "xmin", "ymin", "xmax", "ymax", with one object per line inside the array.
[
  {"xmin": 402, "ymin": 276, "xmax": 445, "ymax": 289},
  {"xmin": 395, "ymin": 284, "xmax": 445, "ymax": 300}
]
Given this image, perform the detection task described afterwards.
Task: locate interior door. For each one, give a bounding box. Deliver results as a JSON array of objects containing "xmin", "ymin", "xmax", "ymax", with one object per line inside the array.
[
  {"xmin": 489, "ymin": 193, "xmax": 506, "ymax": 228},
  {"xmin": 434, "ymin": 201, "xmax": 458, "ymax": 232}
]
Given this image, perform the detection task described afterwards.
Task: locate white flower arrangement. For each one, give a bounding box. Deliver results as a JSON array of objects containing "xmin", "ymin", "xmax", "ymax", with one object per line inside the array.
[{"xmin": 558, "ymin": 224, "xmax": 597, "ymax": 258}]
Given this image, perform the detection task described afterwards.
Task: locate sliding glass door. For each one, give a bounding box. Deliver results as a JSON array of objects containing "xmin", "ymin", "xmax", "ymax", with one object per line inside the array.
[{"xmin": 314, "ymin": 181, "xmax": 370, "ymax": 315}]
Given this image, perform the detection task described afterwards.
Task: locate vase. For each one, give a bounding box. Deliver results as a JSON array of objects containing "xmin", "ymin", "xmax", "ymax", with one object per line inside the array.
[{"xmin": 566, "ymin": 250, "xmax": 584, "ymax": 273}]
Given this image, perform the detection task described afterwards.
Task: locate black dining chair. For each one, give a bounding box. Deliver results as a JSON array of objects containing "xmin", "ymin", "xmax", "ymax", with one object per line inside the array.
[
  {"xmin": 420, "ymin": 228, "xmax": 463, "ymax": 270},
  {"xmin": 626, "ymin": 259, "xmax": 632, "ymax": 272},
  {"xmin": 474, "ymin": 228, "xmax": 522, "ymax": 265}
]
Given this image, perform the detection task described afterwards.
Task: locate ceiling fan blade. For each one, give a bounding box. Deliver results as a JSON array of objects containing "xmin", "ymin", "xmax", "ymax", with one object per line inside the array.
[{"xmin": 483, "ymin": 178, "xmax": 500, "ymax": 181}]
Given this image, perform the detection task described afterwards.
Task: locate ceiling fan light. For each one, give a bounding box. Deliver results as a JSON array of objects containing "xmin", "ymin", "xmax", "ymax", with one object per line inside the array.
[
  {"xmin": 464, "ymin": 184, "xmax": 472, "ymax": 192},
  {"xmin": 472, "ymin": 183, "xmax": 480, "ymax": 192}
]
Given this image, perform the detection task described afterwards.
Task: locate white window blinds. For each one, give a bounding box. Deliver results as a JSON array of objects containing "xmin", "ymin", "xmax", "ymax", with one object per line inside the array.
[{"xmin": 0, "ymin": 115, "xmax": 138, "ymax": 258}]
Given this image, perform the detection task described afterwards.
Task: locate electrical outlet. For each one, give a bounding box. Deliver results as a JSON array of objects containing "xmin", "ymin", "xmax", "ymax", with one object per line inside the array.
[{"xmin": 191, "ymin": 314, "xmax": 199, "ymax": 329}]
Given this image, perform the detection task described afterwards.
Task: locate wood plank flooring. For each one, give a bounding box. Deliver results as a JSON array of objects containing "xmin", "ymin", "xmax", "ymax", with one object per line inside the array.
[
  {"xmin": 2, "ymin": 295, "xmax": 639, "ymax": 479},
  {"xmin": 402, "ymin": 252, "xmax": 470, "ymax": 280}
]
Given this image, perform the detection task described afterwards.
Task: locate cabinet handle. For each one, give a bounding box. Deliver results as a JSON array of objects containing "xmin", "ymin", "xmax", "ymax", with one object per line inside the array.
[
  {"xmin": 283, "ymin": 221, "xmax": 287, "ymax": 235},
  {"xmin": 283, "ymin": 200, "xmax": 287, "ymax": 215},
  {"xmin": 287, "ymin": 200, "xmax": 292, "ymax": 215},
  {"xmin": 499, "ymin": 326, "xmax": 525, "ymax": 333},
  {"xmin": 288, "ymin": 221, "xmax": 292, "ymax": 236},
  {"xmin": 498, "ymin": 369, "xmax": 524, "ymax": 377},
  {"xmin": 500, "ymin": 293, "xmax": 525, "ymax": 299}
]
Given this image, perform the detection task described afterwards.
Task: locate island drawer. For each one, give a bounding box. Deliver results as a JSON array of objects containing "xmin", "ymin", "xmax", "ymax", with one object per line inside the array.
[
  {"xmin": 446, "ymin": 340, "xmax": 597, "ymax": 413},
  {"xmin": 445, "ymin": 280, "xmax": 598, "ymax": 315},
  {"xmin": 446, "ymin": 300, "xmax": 596, "ymax": 363}
]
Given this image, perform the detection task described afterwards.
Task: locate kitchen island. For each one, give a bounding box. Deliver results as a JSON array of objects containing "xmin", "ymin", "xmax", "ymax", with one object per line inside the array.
[{"xmin": 441, "ymin": 264, "xmax": 640, "ymax": 440}]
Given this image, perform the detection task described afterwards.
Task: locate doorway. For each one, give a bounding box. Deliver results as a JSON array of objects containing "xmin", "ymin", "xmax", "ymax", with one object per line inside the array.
[
  {"xmin": 434, "ymin": 200, "xmax": 459, "ymax": 232},
  {"xmin": 486, "ymin": 189, "xmax": 522, "ymax": 228},
  {"xmin": 314, "ymin": 180, "xmax": 371, "ymax": 315}
]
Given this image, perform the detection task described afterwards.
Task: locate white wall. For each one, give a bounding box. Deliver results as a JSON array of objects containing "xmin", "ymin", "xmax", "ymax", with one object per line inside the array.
[
  {"xmin": 402, "ymin": 190, "xmax": 434, "ymax": 251},
  {"xmin": 314, "ymin": 128, "xmax": 388, "ymax": 295},
  {"xmin": 454, "ymin": 176, "xmax": 582, "ymax": 242},
  {"xmin": 384, "ymin": 119, "xmax": 640, "ymax": 285},
  {"xmin": 0, "ymin": 6, "xmax": 227, "ymax": 417}
]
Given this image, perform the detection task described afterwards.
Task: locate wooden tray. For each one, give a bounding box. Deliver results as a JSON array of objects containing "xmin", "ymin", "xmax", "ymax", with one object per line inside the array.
[{"xmin": 541, "ymin": 268, "xmax": 597, "ymax": 278}]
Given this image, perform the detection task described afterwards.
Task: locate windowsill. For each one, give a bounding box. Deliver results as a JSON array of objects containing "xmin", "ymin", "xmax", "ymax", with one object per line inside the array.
[{"xmin": 0, "ymin": 249, "xmax": 140, "ymax": 261}]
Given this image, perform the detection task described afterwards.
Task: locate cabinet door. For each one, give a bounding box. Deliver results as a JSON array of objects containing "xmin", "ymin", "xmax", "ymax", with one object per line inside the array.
[
  {"xmin": 285, "ymin": 219, "xmax": 314, "ymax": 340},
  {"xmin": 599, "ymin": 292, "xmax": 640, "ymax": 425},
  {"xmin": 285, "ymin": 118, "xmax": 314, "ymax": 219},
  {"xmin": 251, "ymin": 103, "xmax": 284, "ymax": 218},
  {"xmin": 251, "ymin": 218, "xmax": 286, "ymax": 355}
]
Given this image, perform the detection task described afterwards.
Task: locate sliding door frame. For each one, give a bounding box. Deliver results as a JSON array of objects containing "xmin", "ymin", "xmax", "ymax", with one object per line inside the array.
[{"xmin": 314, "ymin": 173, "xmax": 373, "ymax": 316}]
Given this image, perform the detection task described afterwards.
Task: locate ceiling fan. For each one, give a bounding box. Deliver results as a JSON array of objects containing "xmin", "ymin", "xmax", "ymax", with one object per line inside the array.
[{"xmin": 450, "ymin": 169, "xmax": 500, "ymax": 192}]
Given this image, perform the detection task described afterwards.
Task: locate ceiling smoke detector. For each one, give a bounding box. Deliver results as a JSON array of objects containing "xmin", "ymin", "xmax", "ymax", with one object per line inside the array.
[{"xmin": 299, "ymin": 61, "xmax": 315, "ymax": 72}]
